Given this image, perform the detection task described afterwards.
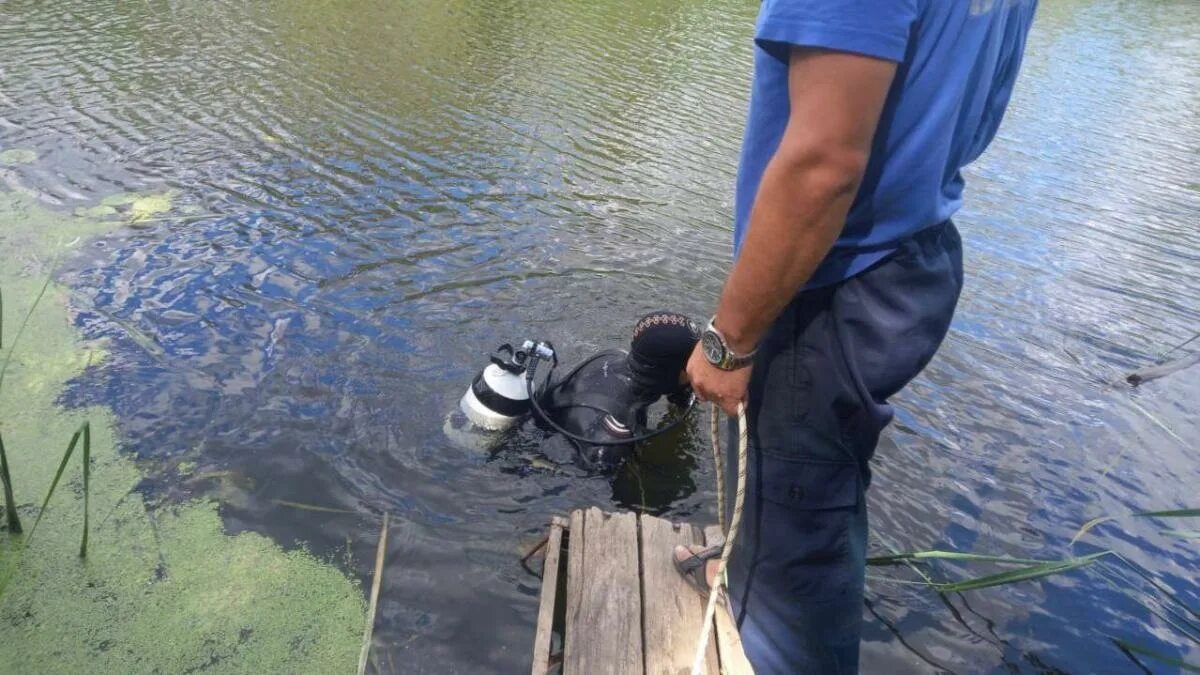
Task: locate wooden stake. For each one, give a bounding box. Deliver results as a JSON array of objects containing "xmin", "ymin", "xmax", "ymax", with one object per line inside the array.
[{"xmin": 358, "ymin": 512, "xmax": 389, "ymax": 675}]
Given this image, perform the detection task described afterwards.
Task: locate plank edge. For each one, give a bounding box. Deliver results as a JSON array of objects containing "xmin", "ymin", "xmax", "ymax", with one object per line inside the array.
[{"xmin": 531, "ymin": 517, "xmax": 568, "ymax": 675}]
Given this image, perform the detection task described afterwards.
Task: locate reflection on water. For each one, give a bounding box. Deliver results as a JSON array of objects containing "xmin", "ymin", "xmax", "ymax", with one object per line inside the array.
[{"xmin": 2, "ymin": 0, "xmax": 1197, "ymax": 671}]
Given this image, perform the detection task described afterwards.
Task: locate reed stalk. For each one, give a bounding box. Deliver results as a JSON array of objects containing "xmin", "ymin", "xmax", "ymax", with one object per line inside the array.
[
  {"xmin": 0, "ymin": 433, "xmax": 21, "ymax": 533},
  {"xmin": 0, "ymin": 273, "xmax": 54, "ymax": 394},
  {"xmin": 358, "ymin": 512, "xmax": 389, "ymax": 675},
  {"xmin": 1111, "ymin": 637, "xmax": 1200, "ymax": 672},
  {"xmin": 25, "ymin": 422, "xmax": 91, "ymax": 558},
  {"xmin": 870, "ymin": 507, "xmax": 1200, "ymax": 669}
]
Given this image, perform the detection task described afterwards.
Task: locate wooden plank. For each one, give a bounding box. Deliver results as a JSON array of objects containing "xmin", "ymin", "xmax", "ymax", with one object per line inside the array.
[
  {"xmin": 703, "ymin": 526, "xmax": 754, "ymax": 675},
  {"xmin": 564, "ymin": 508, "xmax": 643, "ymax": 674},
  {"xmin": 532, "ymin": 516, "xmax": 568, "ymax": 675},
  {"xmin": 640, "ymin": 515, "xmax": 719, "ymax": 675},
  {"xmin": 564, "ymin": 510, "xmax": 587, "ymax": 673}
]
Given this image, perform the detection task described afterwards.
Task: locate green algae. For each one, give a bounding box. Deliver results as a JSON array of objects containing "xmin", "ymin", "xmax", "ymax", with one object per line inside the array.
[
  {"xmin": 95, "ymin": 190, "xmax": 177, "ymax": 223},
  {"xmin": 74, "ymin": 204, "xmax": 119, "ymax": 219},
  {"xmin": 129, "ymin": 191, "xmax": 175, "ymax": 222},
  {"xmin": 0, "ymin": 191, "xmax": 365, "ymax": 672},
  {"xmin": 99, "ymin": 192, "xmax": 138, "ymax": 207},
  {"xmin": 0, "ymin": 149, "xmax": 38, "ymax": 165}
]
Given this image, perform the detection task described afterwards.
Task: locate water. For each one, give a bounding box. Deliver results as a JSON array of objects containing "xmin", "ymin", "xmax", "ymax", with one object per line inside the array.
[{"xmin": 2, "ymin": 0, "xmax": 1197, "ymax": 671}]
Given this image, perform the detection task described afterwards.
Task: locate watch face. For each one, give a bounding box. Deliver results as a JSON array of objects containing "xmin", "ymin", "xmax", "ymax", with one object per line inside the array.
[{"xmin": 701, "ymin": 330, "xmax": 724, "ymax": 365}]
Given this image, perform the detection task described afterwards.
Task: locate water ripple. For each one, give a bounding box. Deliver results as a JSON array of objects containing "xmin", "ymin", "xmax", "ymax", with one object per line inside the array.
[{"xmin": 3, "ymin": 0, "xmax": 1198, "ymax": 671}]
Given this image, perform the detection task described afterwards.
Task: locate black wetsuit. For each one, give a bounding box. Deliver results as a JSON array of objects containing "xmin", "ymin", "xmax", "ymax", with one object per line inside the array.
[
  {"xmin": 530, "ymin": 310, "xmax": 699, "ymax": 472},
  {"xmin": 537, "ymin": 350, "xmax": 658, "ymax": 471}
]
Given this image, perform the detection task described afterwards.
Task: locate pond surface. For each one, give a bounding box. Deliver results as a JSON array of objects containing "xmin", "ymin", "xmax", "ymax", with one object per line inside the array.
[{"xmin": 2, "ymin": 0, "xmax": 1198, "ymax": 671}]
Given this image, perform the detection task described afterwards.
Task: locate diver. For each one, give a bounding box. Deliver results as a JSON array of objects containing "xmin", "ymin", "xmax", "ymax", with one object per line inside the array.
[
  {"xmin": 453, "ymin": 311, "xmax": 700, "ymax": 472},
  {"xmin": 536, "ymin": 311, "xmax": 700, "ymax": 471}
]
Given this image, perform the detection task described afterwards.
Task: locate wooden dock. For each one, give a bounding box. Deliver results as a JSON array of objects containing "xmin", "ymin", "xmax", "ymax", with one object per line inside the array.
[{"xmin": 531, "ymin": 508, "xmax": 753, "ymax": 674}]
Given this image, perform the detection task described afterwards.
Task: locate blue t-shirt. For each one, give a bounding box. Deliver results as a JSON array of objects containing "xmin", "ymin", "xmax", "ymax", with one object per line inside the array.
[{"xmin": 733, "ymin": 0, "xmax": 1038, "ymax": 287}]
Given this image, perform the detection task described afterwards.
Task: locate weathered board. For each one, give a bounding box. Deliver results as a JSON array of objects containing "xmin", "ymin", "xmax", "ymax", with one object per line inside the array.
[
  {"xmin": 565, "ymin": 508, "xmax": 643, "ymax": 674},
  {"xmin": 640, "ymin": 517, "xmax": 718, "ymax": 674},
  {"xmin": 531, "ymin": 510, "xmax": 753, "ymax": 675},
  {"xmin": 531, "ymin": 516, "xmax": 567, "ymax": 675},
  {"xmin": 562, "ymin": 509, "xmax": 587, "ymax": 671}
]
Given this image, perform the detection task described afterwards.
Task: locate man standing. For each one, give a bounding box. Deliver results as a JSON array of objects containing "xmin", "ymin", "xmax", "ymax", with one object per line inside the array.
[{"xmin": 679, "ymin": 0, "xmax": 1038, "ymax": 672}]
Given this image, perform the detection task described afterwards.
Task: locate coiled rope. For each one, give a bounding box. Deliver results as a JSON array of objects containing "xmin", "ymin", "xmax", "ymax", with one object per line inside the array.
[{"xmin": 690, "ymin": 401, "xmax": 749, "ymax": 675}]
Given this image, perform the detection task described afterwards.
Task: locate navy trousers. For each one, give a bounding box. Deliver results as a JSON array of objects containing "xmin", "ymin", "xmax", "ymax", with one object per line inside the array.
[{"xmin": 723, "ymin": 221, "xmax": 963, "ymax": 674}]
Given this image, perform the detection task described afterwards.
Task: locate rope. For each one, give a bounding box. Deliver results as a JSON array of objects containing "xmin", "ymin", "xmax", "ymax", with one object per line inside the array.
[
  {"xmin": 690, "ymin": 401, "xmax": 748, "ymax": 675},
  {"xmin": 711, "ymin": 402, "xmax": 727, "ymax": 534}
]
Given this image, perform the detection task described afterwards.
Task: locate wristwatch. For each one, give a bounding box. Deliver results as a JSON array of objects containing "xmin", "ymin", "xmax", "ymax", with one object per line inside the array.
[{"xmin": 701, "ymin": 317, "xmax": 757, "ymax": 371}]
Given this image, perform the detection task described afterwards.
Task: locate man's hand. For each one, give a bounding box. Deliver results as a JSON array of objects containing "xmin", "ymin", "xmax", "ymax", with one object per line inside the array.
[{"xmin": 685, "ymin": 343, "xmax": 752, "ymax": 417}]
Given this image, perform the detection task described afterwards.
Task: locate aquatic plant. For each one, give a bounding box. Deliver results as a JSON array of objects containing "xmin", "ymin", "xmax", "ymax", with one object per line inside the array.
[
  {"xmin": 1127, "ymin": 330, "xmax": 1200, "ymax": 386},
  {"xmin": 0, "ymin": 270, "xmax": 54, "ymax": 393},
  {"xmin": 1, "ymin": 278, "xmax": 94, "ymax": 560},
  {"xmin": 359, "ymin": 513, "xmax": 390, "ymax": 675},
  {"xmin": 0, "ymin": 289, "xmax": 25, "ymax": 534},
  {"xmin": 868, "ymin": 549, "xmax": 1113, "ymax": 593},
  {"xmin": 869, "ymin": 508, "xmax": 1200, "ymax": 670},
  {"xmin": 0, "ymin": 149, "xmax": 37, "ymax": 165},
  {"xmin": 0, "ymin": 434, "xmax": 21, "ymax": 533},
  {"xmin": 24, "ymin": 421, "xmax": 91, "ymax": 557}
]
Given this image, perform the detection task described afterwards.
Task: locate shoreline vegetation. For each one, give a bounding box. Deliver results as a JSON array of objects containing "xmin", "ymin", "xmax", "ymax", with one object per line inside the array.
[{"xmin": 0, "ymin": 189, "xmax": 365, "ymax": 672}]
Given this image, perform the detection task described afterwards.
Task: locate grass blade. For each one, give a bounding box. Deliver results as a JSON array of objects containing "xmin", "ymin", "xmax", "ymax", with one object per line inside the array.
[
  {"xmin": 0, "ymin": 432, "xmax": 22, "ymax": 533},
  {"xmin": 1135, "ymin": 509, "xmax": 1200, "ymax": 518},
  {"xmin": 1111, "ymin": 553, "xmax": 1200, "ymax": 624},
  {"xmin": 1153, "ymin": 330, "xmax": 1200, "ymax": 363},
  {"xmin": 868, "ymin": 550, "xmax": 1051, "ymax": 566},
  {"xmin": 867, "ymin": 548, "xmax": 1112, "ymax": 593},
  {"xmin": 271, "ymin": 499, "xmax": 356, "ymax": 515},
  {"xmin": 1127, "ymin": 351, "xmax": 1200, "ymax": 386},
  {"xmin": 25, "ymin": 424, "xmax": 84, "ymax": 545},
  {"xmin": 358, "ymin": 512, "xmax": 389, "ymax": 675},
  {"xmin": 865, "ymin": 574, "xmax": 943, "ymax": 587},
  {"xmin": 0, "ymin": 272, "xmax": 54, "ymax": 394},
  {"xmin": 1128, "ymin": 399, "xmax": 1188, "ymax": 446},
  {"xmin": 1162, "ymin": 530, "xmax": 1200, "ymax": 539},
  {"xmin": 1070, "ymin": 508, "xmax": 1200, "ymax": 547},
  {"xmin": 1071, "ymin": 516, "xmax": 1118, "ymax": 547},
  {"xmin": 1094, "ymin": 564, "xmax": 1200, "ymax": 644},
  {"xmin": 1111, "ymin": 637, "xmax": 1200, "ymax": 672},
  {"xmin": 938, "ymin": 551, "xmax": 1110, "ymax": 593},
  {"xmin": 79, "ymin": 422, "xmax": 90, "ymax": 558}
]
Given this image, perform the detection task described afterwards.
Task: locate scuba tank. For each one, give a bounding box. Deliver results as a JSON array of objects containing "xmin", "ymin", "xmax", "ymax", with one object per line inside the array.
[{"xmin": 459, "ymin": 341, "xmax": 555, "ymax": 431}]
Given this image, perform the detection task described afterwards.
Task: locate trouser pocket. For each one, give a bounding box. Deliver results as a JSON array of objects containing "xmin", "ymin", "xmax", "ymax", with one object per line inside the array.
[
  {"xmin": 748, "ymin": 222, "xmax": 965, "ymax": 471},
  {"xmin": 728, "ymin": 449, "xmax": 868, "ymax": 674},
  {"xmin": 731, "ymin": 449, "xmax": 864, "ymax": 604}
]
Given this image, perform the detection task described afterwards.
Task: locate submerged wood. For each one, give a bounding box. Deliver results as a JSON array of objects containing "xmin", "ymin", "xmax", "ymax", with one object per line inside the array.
[
  {"xmin": 359, "ymin": 512, "xmax": 390, "ymax": 675},
  {"xmin": 1127, "ymin": 351, "xmax": 1200, "ymax": 386},
  {"xmin": 531, "ymin": 517, "xmax": 567, "ymax": 675}
]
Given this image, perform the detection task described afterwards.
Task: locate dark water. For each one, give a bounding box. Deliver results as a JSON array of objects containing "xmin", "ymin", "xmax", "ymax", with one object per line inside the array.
[{"xmin": 3, "ymin": 0, "xmax": 1198, "ymax": 671}]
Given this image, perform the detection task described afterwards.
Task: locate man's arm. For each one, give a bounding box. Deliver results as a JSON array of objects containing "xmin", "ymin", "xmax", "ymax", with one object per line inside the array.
[{"xmin": 687, "ymin": 47, "xmax": 899, "ymax": 414}]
